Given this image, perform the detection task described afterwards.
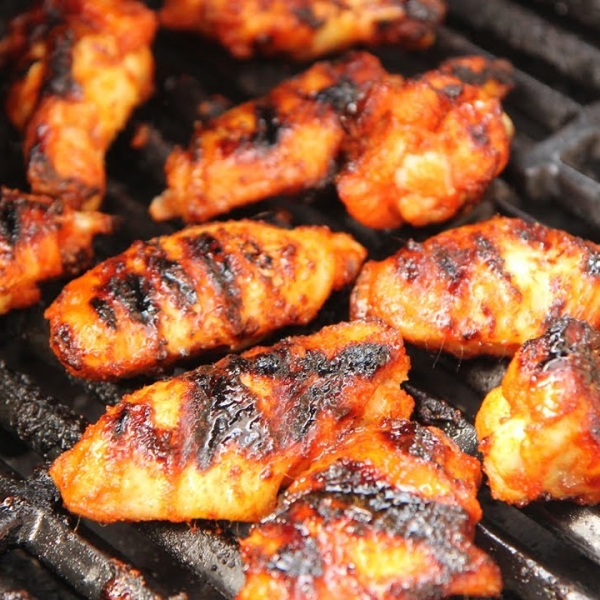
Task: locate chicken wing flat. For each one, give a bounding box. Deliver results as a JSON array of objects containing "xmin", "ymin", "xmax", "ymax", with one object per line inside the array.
[
  {"xmin": 0, "ymin": 186, "xmax": 113, "ymax": 315},
  {"xmin": 238, "ymin": 420, "xmax": 502, "ymax": 600},
  {"xmin": 159, "ymin": 0, "xmax": 446, "ymax": 61},
  {"xmin": 351, "ymin": 216, "xmax": 600, "ymax": 358},
  {"xmin": 149, "ymin": 51, "xmax": 387, "ymax": 223},
  {"xmin": 336, "ymin": 55, "xmax": 514, "ymax": 229},
  {"xmin": 45, "ymin": 219, "xmax": 367, "ymax": 380},
  {"xmin": 0, "ymin": 0, "xmax": 157, "ymax": 210},
  {"xmin": 49, "ymin": 319, "xmax": 414, "ymax": 522},
  {"xmin": 476, "ymin": 316, "xmax": 600, "ymax": 506}
]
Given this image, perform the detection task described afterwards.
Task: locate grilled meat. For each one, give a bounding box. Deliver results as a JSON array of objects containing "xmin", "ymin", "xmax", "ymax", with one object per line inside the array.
[
  {"xmin": 45, "ymin": 219, "xmax": 367, "ymax": 381},
  {"xmin": 149, "ymin": 51, "xmax": 386, "ymax": 223},
  {"xmin": 0, "ymin": 186, "xmax": 113, "ymax": 315},
  {"xmin": 336, "ymin": 55, "xmax": 514, "ymax": 229},
  {"xmin": 49, "ymin": 319, "xmax": 414, "ymax": 522},
  {"xmin": 476, "ymin": 316, "xmax": 600, "ymax": 506},
  {"xmin": 0, "ymin": 0, "xmax": 157, "ymax": 210},
  {"xmin": 351, "ymin": 216, "xmax": 600, "ymax": 358},
  {"xmin": 238, "ymin": 420, "xmax": 502, "ymax": 600},
  {"xmin": 159, "ymin": 0, "xmax": 446, "ymax": 61}
]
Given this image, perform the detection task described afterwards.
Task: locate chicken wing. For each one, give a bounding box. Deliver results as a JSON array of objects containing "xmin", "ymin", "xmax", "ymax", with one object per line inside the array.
[
  {"xmin": 476, "ymin": 316, "xmax": 600, "ymax": 506},
  {"xmin": 0, "ymin": 0, "xmax": 157, "ymax": 210},
  {"xmin": 45, "ymin": 219, "xmax": 367, "ymax": 381},
  {"xmin": 49, "ymin": 319, "xmax": 414, "ymax": 522},
  {"xmin": 238, "ymin": 420, "xmax": 502, "ymax": 600},
  {"xmin": 149, "ymin": 51, "xmax": 387, "ymax": 223},
  {"xmin": 159, "ymin": 0, "xmax": 446, "ymax": 61},
  {"xmin": 351, "ymin": 216, "xmax": 600, "ymax": 358},
  {"xmin": 0, "ymin": 186, "xmax": 113, "ymax": 315},
  {"xmin": 336, "ymin": 55, "xmax": 514, "ymax": 229}
]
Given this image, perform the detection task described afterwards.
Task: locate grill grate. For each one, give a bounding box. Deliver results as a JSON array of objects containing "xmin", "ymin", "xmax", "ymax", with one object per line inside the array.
[{"xmin": 3, "ymin": 1, "xmax": 600, "ymax": 598}]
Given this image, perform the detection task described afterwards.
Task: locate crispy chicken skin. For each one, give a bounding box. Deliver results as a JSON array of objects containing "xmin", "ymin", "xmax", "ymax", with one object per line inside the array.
[
  {"xmin": 336, "ymin": 55, "xmax": 514, "ymax": 229},
  {"xmin": 351, "ymin": 216, "xmax": 600, "ymax": 358},
  {"xmin": 476, "ymin": 317, "xmax": 600, "ymax": 506},
  {"xmin": 150, "ymin": 51, "xmax": 387, "ymax": 223},
  {"xmin": 45, "ymin": 219, "xmax": 367, "ymax": 381},
  {"xmin": 0, "ymin": 0, "xmax": 157, "ymax": 210},
  {"xmin": 238, "ymin": 420, "xmax": 502, "ymax": 600},
  {"xmin": 159, "ymin": 0, "xmax": 446, "ymax": 61},
  {"xmin": 49, "ymin": 320, "xmax": 414, "ymax": 523},
  {"xmin": 0, "ymin": 186, "xmax": 113, "ymax": 315}
]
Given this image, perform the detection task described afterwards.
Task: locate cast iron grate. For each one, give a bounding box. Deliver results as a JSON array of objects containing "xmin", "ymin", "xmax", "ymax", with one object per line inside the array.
[{"xmin": 2, "ymin": 1, "xmax": 600, "ymax": 598}]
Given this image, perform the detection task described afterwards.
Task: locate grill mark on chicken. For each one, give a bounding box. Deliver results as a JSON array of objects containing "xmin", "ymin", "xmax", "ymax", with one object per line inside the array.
[
  {"xmin": 187, "ymin": 362, "xmax": 271, "ymax": 470},
  {"xmin": 110, "ymin": 403, "xmax": 173, "ymax": 464},
  {"xmin": 90, "ymin": 297, "xmax": 117, "ymax": 330},
  {"xmin": 105, "ymin": 273, "xmax": 157, "ymax": 326},
  {"xmin": 187, "ymin": 341, "xmax": 392, "ymax": 468},
  {"xmin": 43, "ymin": 31, "xmax": 81, "ymax": 99},
  {"xmin": 185, "ymin": 232, "xmax": 243, "ymax": 332},
  {"xmin": 253, "ymin": 102, "xmax": 282, "ymax": 147},
  {"xmin": 0, "ymin": 197, "xmax": 23, "ymax": 249},
  {"xmin": 314, "ymin": 78, "xmax": 360, "ymax": 113},
  {"xmin": 292, "ymin": 7, "xmax": 325, "ymax": 29}
]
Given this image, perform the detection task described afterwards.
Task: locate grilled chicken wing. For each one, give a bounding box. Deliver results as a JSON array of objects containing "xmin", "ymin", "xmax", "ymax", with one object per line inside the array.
[
  {"xmin": 336, "ymin": 55, "xmax": 514, "ymax": 229},
  {"xmin": 149, "ymin": 51, "xmax": 386, "ymax": 223},
  {"xmin": 45, "ymin": 219, "xmax": 367, "ymax": 381},
  {"xmin": 0, "ymin": 186, "xmax": 113, "ymax": 315},
  {"xmin": 476, "ymin": 316, "xmax": 600, "ymax": 506},
  {"xmin": 238, "ymin": 420, "xmax": 502, "ymax": 600},
  {"xmin": 49, "ymin": 319, "xmax": 414, "ymax": 522},
  {"xmin": 159, "ymin": 0, "xmax": 446, "ymax": 61},
  {"xmin": 0, "ymin": 0, "xmax": 157, "ymax": 210},
  {"xmin": 351, "ymin": 216, "xmax": 600, "ymax": 358}
]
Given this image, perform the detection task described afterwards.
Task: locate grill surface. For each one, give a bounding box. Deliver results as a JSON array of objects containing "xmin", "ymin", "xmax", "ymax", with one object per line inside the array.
[{"xmin": 2, "ymin": 1, "xmax": 600, "ymax": 598}]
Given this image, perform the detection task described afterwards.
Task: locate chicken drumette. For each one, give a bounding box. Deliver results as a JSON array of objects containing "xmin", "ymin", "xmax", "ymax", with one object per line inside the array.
[
  {"xmin": 351, "ymin": 216, "xmax": 600, "ymax": 358},
  {"xmin": 45, "ymin": 219, "xmax": 366, "ymax": 380},
  {"xmin": 159, "ymin": 0, "xmax": 446, "ymax": 61},
  {"xmin": 476, "ymin": 316, "xmax": 600, "ymax": 506},
  {"xmin": 0, "ymin": 186, "xmax": 113, "ymax": 315},
  {"xmin": 49, "ymin": 319, "xmax": 414, "ymax": 523},
  {"xmin": 0, "ymin": 0, "xmax": 157, "ymax": 209},
  {"xmin": 238, "ymin": 419, "xmax": 502, "ymax": 599}
]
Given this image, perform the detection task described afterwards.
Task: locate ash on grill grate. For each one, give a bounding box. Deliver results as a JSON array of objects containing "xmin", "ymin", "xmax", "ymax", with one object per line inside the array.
[{"xmin": 3, "ymin": 0, "xmax": 600, "ymax": 599}]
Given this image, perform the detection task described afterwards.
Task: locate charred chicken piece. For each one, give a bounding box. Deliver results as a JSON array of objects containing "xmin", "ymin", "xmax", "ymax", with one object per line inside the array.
[
  {"xmin": 45, "ymin": 219, "xmax": 367, "ymax": 381},
  {"xmin": 476, "ymin": 316, "xmax": 600, "ymax": 506},
  {"xmin": 49, "ymin": 319, "xmax": 414, "ymax": 522},
  {"xmin": 159, "ymin": 0, "xmax": 446, "ymax": 61},
  {"xmin": 149, "ymin": 51, "xmax": 387, "ymax": 223},
  {"xmin": 0, "ymin": 0, "xmax": 157, "ymax": 210},
  {"xmin": 0, "ymin": 186, "xmax": 113, "ymax": 315},
  {"xmin": 336, "ymin": 55, "xmax": 514, "ymax": 229},
  {"xmin": 351, "ymin": 216, "xmax": 600, "ymax": 358},
  {"xmin": 238, "ymin": 420, "xmax": 502, "ymax": 600}
]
